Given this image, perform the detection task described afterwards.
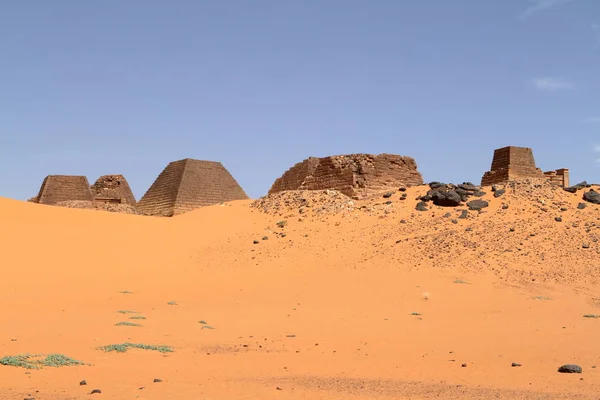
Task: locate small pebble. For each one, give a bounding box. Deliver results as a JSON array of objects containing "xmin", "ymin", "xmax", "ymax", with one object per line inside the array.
[
  {"xmin": 153, "ymin": 378, "xmax": 163, "ymax": 383},
  {"xmin": 91, "ymin": 389, "xmax": 102, "ymax": 394},
  {"xmin": 80, "ymin": 380, "xmax": 87, "ymax": 386}
]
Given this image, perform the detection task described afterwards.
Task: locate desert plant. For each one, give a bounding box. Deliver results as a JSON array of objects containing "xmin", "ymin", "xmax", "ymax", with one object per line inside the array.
[
  {"xmin": 115, "ymin": 321, "xmax": 142, "ymax": 327},
  {"xmin": 129, "ymin": 315, "xmax": 146, "ymax": 320},
  {"xmin": 0, "ymin": 353, "xmax": 84, "ymax": 369},
  {"xmin": 97, "ymin": 343, "xmax": 173, "ymax": 353}
]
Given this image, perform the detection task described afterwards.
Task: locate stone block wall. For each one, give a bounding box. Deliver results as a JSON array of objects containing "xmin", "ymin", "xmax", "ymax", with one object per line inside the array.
[
  {"xmin": 269, "ymin": 153, "xmax": 424, "ymax": 198},
  {"xmin": 35, "ymin": 175, "xmax": 94, "ymax": 205},
  {"xmin": 544, "ymin": 168, "xmax": 570, "ymax": 187},
  {"xmin": 481, "ymin": 146, "xmax": 546, "ymax": 186}
]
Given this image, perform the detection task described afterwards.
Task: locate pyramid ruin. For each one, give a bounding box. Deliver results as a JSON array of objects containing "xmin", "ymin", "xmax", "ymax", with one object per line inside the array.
[
  {"xmin": 481, "ymin": 146, "xmax": 569, "ymax": 187},
  {"xmin": 91, "ymin": 175, "xmax": 136, "ymax": 205},
  {"xmin": 34, "ymin": 175, "xmax": 94, "ymax": 205},
  {"xmin": 136, "ymin": 158, "xmax": 249, "ymax": 216},
  {"xmin": 269, "ymin": 153, "xmax": 424, "ymax": 199}
]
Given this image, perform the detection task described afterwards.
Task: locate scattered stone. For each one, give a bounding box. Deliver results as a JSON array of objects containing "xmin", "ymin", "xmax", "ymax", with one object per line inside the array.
[
  {"xmin": 383, "ymin": 192, "xmax": 393, "ymax": 198},
  {"xmin": 509, "ymin": 227, "xmax": 515, "ymax": 232},
  {"xmin": 564, "ymin": 181, "xmax": 588, "ymax": 193},
  {"xmin": 443, "ymin": 212, "xmax": 452, "ymax": 218},
  {"xmin": 582, "ymin": 243, "xmax": 590, "ymax": 249},
  {"xmin": 416, "ymin": 202, "xmax": 428, "ymax": 212},
  {"xmin": 399, "ymin": 187, "xmax": 407, "ymax": 192},
  {"xmin": 467, "ymin": 199, "xmax": 489, "ymax": 211},
  {"xmin": 578, "ymin": 203, "xmax": 587, "ymax": 210},
  {"xmin": 560, "ymin": 207, "xmax": 568, "ymax": 212},
  {"xmin": 493, "ymin": 189, "xmax": 506, "ymax": 198},
  {"xmin": 431, "ymin": 190, "xmax": 462, "ymax": 207},
  {"xmin": 80, "ymin": 380, "xmax": 87, "ymax": 386},
  {"xmin": 473, "ymin": 191, "xmax": 486, "ymax": 197},
  {"xmin": 451, "ymin": 219, "xmax": 458, "ymax": 224},
  {"xmin": 557, "ymin": 364, "xmax": 582, "ymax": 374},
  {"xmin": 253, "ymin": 240, "xmax": 259, "ymax": 244},
  {"xmin": 153, "ymin": 378, "xmax": 163, "ymax": 383},
  {"xmin": 276, "ymin": 387, "xmax": 283, "ymax": 390},
  {"xmin": 429, "ymin": 181, "xmax": 446, "ymax": 189},
  {"xmin": 262, "ymin": 236, "xmax": 269, "ymax": 240},
  {"xmin": 555, "ymin": 217, "xmax": 562, "ymax": 222},
  {"xmin": 461, "ymin": 363, "xmax": 467, "ymax": 368},
  {"xmin": 400, "ymin": 219, "xmax": 407, "ymax": 224},
  {"xmin": 583, "ymin": 189, "xmax": 600, "ymax": 205},
  {"xmin": 91, "ymin": 389, "xmax": 102, "ymax": 394},
  {"xmin": 502, "ymin": 204, "xmax": 509, "ymax": 210},
  {"xmin": 458, "ymin": 210, "xmax": 468, "ymax": 219},
  {"xmin": 511, "ymin": 362, "xmax": 522, "ymax": 367}
]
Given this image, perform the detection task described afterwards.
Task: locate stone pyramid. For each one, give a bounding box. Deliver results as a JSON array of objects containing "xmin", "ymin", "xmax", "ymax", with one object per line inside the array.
[
  {"xmin": 35, "ymin": 175, "xmax": 94, "ymax": 205},
  {"xmin": 137, "ymin": 158, "xmax": 248, "ymax": 216},
  {"xmin": 91, "ymin": 175, "xmax": 137, "ymax": 205}
]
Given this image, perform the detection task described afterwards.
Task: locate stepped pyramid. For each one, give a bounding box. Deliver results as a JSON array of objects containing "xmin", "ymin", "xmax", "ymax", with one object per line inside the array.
[
  {"xmin": 91, "ymin": 175, "xmax": 136, "ymax": 205},
  {"xmin": 35, "ymin": 175, "xmax": 94, "ymax": 205},
  {"xmin": 137, "ymin": 158, "xmax": 248, "ymax": 216}
]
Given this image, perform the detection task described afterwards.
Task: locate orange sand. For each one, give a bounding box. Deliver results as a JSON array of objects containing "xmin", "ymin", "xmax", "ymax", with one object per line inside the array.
[{"xmin": 1, "ymin": 184, "xmax": 600, "ymax": 399}]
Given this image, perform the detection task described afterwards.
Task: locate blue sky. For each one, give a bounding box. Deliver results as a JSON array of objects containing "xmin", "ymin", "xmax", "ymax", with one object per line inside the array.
[{"xmin": 1, "ymin": 0, "xmax": 598, "ymax": 200}]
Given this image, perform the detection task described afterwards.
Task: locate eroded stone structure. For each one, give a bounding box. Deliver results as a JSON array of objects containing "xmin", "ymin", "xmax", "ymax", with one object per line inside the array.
[
  {"xmin": 91, "ymin": 175, "xmax": 136, "ymax": 205},
  {"xmin": 34, "ymin": 175, "xmax": 94, "ymax": 205},
  {"xmin": 136, "ymin": 158, "xmax": 248, "ymax": 216},
  {"xmin": 268, "ymin": 153, "xmax": 424, "ymax": 199},
  {"xmin": 481, "ymin": 146, "xmax": 569, "ymax": 187}
]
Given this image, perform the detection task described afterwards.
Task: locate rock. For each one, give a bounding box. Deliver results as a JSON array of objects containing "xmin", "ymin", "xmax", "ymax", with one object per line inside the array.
[
  {"xmin": 416, "ymin": 202, "xmax": 428, "ymax": 212},
  {"xmin": 253, "ymin": 240, "xmax": 259, "ymax": 244},
  {"xmin": 560, "ymin": 207, "xmax": 568, "ymax": 212},
  {"xmin": 473, "ymin": 191, "xmax": 486, "ymax": 197},
  {"xmin": 577, "ymin": 202, "xmax": 587, "ymax": 209},
  {"xmin": 419, "ymin": 194, "xmax": 432, "ymax": 202},
  {"xmin": 511, "ymin": 362, "xmax": 522, "ymax": 367},
  {"xmin": 582, "ymin": 243, "xmax": 590, "ymax": 249},
  {"xmin": 467, "ymin": 200, "xmax": 489, "ymax": 211},
  {"xmin": 555, "ymin": 217, "xmax": 562, "ymax": 222},
  {"xmin": 443, "ymin": 213, "xmax": 452, "ymax": 218},
  {"xmin": 91, "ymin": 389, "xmax": 102, "ymax": 394},
  {"xmin": 491, "ymin": 185, "xmax": 498, "ymax": 192},
  {"xmin": 399, "ymin": 187, "xmax": 407, "ymax": 192},
  {"xmin": 493, "ymin": 189, "xmax": 505, "ymax": 198},
  {"xmin": 502, "ymin": 204, "xmax": 509, "ymax": 210},
  {"xmin": 400, "ymin": 219, "xmax": 407, "ymax": 224},
  {"xmin": 383, "ymin": 192, "xmax": 394, "ymax": 198},
  {"xmin": 461, "ymin": 363, "xmax": 467, "ymax": 368},
  {"xmin": 458, "ymin": 183, "xmax": 478, "ymax": 192},
  {"xmin": 564, "ymin": 181, "xmax": 588, "ymax": 193},
  {"xmin": 431, "ymin": 190, "xmax": 462, "ymax": 207},
  {"xmin": 429, "ymin": 182, "xmax": 445, "ymax": 189},
  {"xmin": 153, "ymin": 378, "xmax": 163, "ymax": 383},
  {"xmin": 262, "ymin": 236, "xmax": 269, "ymax": 240},
  {"xmin": 458, "ymin": 210, "xmax": 468, "ymax": 219},
  {"xmin": 583, "ymin": 189, "xmax": 600, "ymax": 205},
  {"xmin": 451, "ymin": 219, "xmax": 458, "ymax": 224},
  {"xmin": 557, "ymin": 364, "xmax": 582, "ymax": 373},
  {"xmin": 80, "ymin": 380, "xmax": 87, "ymax": 386}
]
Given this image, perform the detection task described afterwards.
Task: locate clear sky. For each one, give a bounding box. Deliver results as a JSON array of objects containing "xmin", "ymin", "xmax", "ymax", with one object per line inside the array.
[{"xmin": 1, "ymin": 0, "xmax": 598, "ymax": 200}]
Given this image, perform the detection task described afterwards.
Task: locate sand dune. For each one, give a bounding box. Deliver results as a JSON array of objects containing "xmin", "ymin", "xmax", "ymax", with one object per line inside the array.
[{"xmin": 1, "ymin": 182, "xmax": 600, "ymax": 399}]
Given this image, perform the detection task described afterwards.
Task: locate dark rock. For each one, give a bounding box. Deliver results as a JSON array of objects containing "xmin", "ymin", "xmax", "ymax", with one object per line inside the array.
[
  {"xmin": 557, "ymin": 364, "xmax": 582, "ymax": 373},
  {"xmin": 564, "ymin": 181, "xmax": 588, "ymax": 193},
  {"xmin": 91, "ymin": 389, "xmax": 102, "ymax": 394},
  {"xmin": 578, "ymin": 203, "xmax": 587, "ymax": 209},
  {"xmin": 431, "ymin": 190, "xmax": 462, "ymax": 207},
  {"xmin": 416, "ymin": 202, "xmax": 428, "ymax": 212},
  {"xmin": 555, "ymin": 217, "xmax": 562, "ymax": 222},
  {"xmin": 491, "ymin": 185, "xmax": 498, "ymax": 192},
  {"xmin": 458, "ymin": 183, "xmax": 478, "ymax": 192},
  {"xmin": 400, "ymin": 219, "xmax": 407, "ymax": 224},
  {"xmin": 467, "ymin": 200, "xmax": 489, "ymax": 211},
  {"xmin": 511, "ymin": 362, "xmax": 522, "ymax": 367},
  {"xmin": 399, "ymin": 187, "xmax": 407, "ymax": 192},
  {"xmin": 473, "ymin": 191, "xmax": 486, "ymax": 197},
  {"xmin": 262, "ymin": 236, "xmax": 269, "ymax": 240},
  {"xmin": 429, "ymin": 182, "xmax": 445, "ymax": 189},
  {"xmin": 493, "ymin": 189, "xmax": 505, "ymax": 198},
  {"xmin": 461, "ymin": 363, "xmax": 467, "ymax": 368},
  {"xmin": 276, "ymin": 387, "xmax": 283, "ymax": 391},
  {"xmin": 560, "ymin": 207, "xmax": 568, "ymax": 212},
  {"xmin": 419, "ymin": 194, "xmax": 432, "ymax": 202},
  {"xmin": 458, "ymin": 210, "xmax": 468, "ymax": 219},
  {"xmin": 443, "ymin": 213, "xmax": 452, "ymax": 218},
  {"xmin": 583, "ymin": 189, "xmax": 600, "ymax": 205},
  {"xmin": 383, "ymin": 192, "xmax": 393, "ymax": 198},
  {"xmin": 502, "ymin": 204, "xmax": 509, "ymax": 210},
  {"xmin": 451, "ymin": 219, "xmax": 458, "ymax": 224},
  {"xmin": 509, "ymin": 227, "xmax": 515, "ymax": 232},
  {"xmin": 253, "ymin": 240, "xmax": 259, "ymax": 244},
  {"xmin": 582, "ymin": 243, "xmax": 590, "ymax": 249},
  {"xmin": 153, "ymin": 378, "xmax": 163, "ymax": 383},
  {"xmin": 80, "ymin": 380, "xmax": 87, "ymax": 386}
]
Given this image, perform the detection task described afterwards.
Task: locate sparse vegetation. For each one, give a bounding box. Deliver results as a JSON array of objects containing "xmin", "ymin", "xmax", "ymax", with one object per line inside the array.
[
  {"xmin": 167, "ymin": 301, "xmax": 177, "ymax": 305},
  {"xmin": 276, "ymin": 220, "xmax": 287, "ymax": 228},
  {"xmin": 129, "ymin": 315, "xmax": 146, "ymax": 320},
  {"xmin": 119, "ymin": 291, "xmax": 133, "ymax": 294},
  {"xmin": 199, "ymin": 320, "xmax": 215, "ymax": 329},
  {"xmin": 411, "ymin": 312, "xmax": 422, "ymax": 316},
  {"xmin": 97, "ymin": 343, "xmax": 173, "ymax": 353},
  {"xmin": 583, "ymin": 314, "xmax": 600, "ymax": 319},
  {"xmin": 453, "ymin": 279, "xmax": 470, "ymax": 284},
  {"xmin": 0, "ymin": 353, "xmax": 84, "ymax": 369},
  {"xmin": 115, "ymin": 321, "xmax": 142, "ymax": 327},
  {"xmin": 532, "ymin": 296, "xmax": 552, "ymax": 300},
  {"xmin": 117, "ymin": 310, "xmax": 139, "ymax": 314}
]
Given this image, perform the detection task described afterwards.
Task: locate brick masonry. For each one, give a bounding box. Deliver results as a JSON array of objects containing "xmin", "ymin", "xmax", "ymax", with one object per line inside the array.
[
  {"xmin": 35, "ymin": 175, "xmax": 94, "ymax": 205},
  {"xmin": 481, "ymin": 146, "xmax": 569, "ymax": 187},
  {"xmin": 136, "ymin": 158, "xmax": 249, "ymax": 216},
  {"xmin": 268, "ymin": 153, "xmax": 424, "ymax": 199},
  {"xmin": 91, "ymin": 175, "xmax": 137, "ymax": 205}
]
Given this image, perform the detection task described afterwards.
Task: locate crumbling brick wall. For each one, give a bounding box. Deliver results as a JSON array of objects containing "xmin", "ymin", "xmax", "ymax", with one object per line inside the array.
[
  {"xmin": 91, "ymin": 175, "xmax": 137, "ymax": 205},
  {"xmin": 269, "ymin": 153, "xmax": 424, "ymax": 199},
  {"xmin": 35, "ymin": 175, "xmax": 94, "ymax": 205},
  {"xmin": 137, "ymin": 159, "xmax": 249, "ymax": 216}
]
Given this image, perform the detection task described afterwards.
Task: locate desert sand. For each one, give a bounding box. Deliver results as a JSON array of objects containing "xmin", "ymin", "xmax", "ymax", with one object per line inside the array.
[{"xmin": 1, "ymin": 181, "xmax": 600, "ymax": 400}]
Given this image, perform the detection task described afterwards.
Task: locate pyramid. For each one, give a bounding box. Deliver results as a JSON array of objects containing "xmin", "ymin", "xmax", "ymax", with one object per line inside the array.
[
  {"xmin": 91, "ymin": 175, "xmax": 137, "ymax": 205},
  {"xmin": 137, "ymin": 158, "xmax": 248, "ymax": 216},
  {"xmin": 481, "ymin": 146, "xmax": 545, "ymax": 186},
  {"xmin": 35, "ymin": 175, "xmax": 94, "ymax": 205}
]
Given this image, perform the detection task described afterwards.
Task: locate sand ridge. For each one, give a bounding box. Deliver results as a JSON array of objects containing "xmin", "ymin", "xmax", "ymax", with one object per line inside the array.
[{"xmin": 1, "ymin": 181, "xmax": 600, "ymax": 399}]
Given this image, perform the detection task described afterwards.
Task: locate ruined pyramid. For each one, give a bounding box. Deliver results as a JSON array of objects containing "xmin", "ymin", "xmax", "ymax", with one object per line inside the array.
[
  {"xmin": 34, "ymin": 175, "xmax": 94, "ymax": 205},
  {"xmin": 136, "ymin": 158, "xmax": 248, "ymax": 216},
  {"xmin": 91, "ymin": 174, "xmax": 137, "ymax": 205}
]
